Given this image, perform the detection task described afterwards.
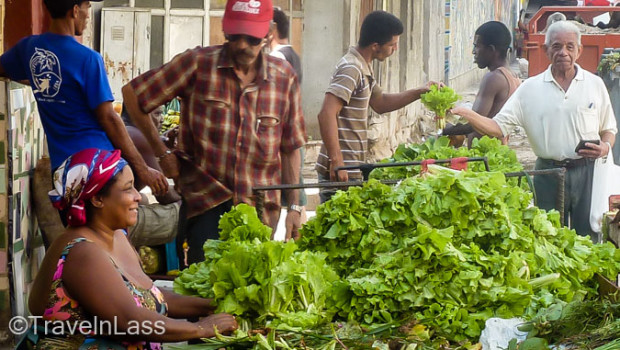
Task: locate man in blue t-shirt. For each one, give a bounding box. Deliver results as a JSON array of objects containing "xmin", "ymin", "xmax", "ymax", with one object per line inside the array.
[{"xmin": 0, "ymin": 0, "xmax": 168, "ymax": 196}]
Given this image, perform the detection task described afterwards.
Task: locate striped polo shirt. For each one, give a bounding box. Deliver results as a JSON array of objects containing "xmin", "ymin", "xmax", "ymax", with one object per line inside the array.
[{"xmin": 315, "ymin": 47, "xmax": 382, "ymax": 179}]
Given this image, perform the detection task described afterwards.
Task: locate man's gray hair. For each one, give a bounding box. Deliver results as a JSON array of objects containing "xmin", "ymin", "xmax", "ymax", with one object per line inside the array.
[{"xmin": 545, "ymin": 20, "xmax": 582, "ymax": 46}]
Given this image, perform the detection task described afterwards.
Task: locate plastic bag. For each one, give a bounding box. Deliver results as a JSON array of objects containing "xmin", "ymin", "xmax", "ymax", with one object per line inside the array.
[
  {"xmin": 479, "ymin": 317, "xmax": 528, "ymax": 350},
  {"xmin": 590, "ymin": 149, "xmax": 620, "ymax": 233}
]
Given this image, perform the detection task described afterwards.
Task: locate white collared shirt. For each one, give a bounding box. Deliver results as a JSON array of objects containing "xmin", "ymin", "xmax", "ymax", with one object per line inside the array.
[
  {"xmin": 269, "ymin": 44, "xmax": 289, "ymax": 60},
  {"xmin": 493, "ymin": 64, "xmax": 617, "ymax": 161}
]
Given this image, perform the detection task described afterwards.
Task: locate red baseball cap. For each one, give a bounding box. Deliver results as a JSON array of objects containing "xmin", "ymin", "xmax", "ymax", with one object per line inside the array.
[{"xmin": 223, "ymin": 0, "xmax": 273, "ymax": 38}]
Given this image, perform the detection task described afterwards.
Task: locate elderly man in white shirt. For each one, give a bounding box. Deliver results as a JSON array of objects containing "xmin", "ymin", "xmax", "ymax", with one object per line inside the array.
[{"xmin": 452, "ymin": 20, "xmax": 617, "ymax": 240}]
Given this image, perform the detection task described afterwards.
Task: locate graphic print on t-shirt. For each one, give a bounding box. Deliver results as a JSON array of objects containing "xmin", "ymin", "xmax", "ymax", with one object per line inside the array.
[{"xmin": 29, "ymin": 48, "xmax": 62, "ymax": 98}]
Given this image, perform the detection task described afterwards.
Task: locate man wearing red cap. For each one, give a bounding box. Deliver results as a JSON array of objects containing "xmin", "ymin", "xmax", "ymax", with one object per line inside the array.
[{"xmin": 123, "ymin": 0, "xmax": 306, "ymax": 266}]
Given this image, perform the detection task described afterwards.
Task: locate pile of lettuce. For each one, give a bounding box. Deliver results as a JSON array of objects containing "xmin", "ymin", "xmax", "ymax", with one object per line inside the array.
[
  {"xmin": 369, "ymin": 136, "xmax": 523, "ymax": 180},
  {"xmin": 174, "ymin": 204, "xmax": 344, "ymax": 329},
  {"xmin": 299, "ymin": 166, "xmax": 620, "ymax": 342},
  {"xmin": 174, "ymin": 170, "xmax": 620, "ymax": 346}
]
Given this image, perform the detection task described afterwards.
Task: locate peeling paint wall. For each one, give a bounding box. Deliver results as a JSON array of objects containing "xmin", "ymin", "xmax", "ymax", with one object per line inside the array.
[
  {"xmin": 302, "ymin": 0, "xmax": 448, "ymax": 161},
  {"xmin": 300, "ymin": 0, "xmax": 348, "ymax": 141},
  {"xmin": 366, "ymin": 0, "xmax": 439, "ymax": 160},
  {"xmin": 446, "ymin": 0, "xmax": 518, "ymax": 91},
  {"xmin": 364, "ymin": 0, "xmax": 447, "ymax": 161},
  {"xmin": 0, "ymin": 82, "xmax": 46, "ymax": 347}
]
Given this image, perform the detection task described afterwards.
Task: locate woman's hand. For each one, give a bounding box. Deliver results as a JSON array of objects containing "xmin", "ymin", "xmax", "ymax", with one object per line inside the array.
[{"xmin": 197, "ymin": 313, "xmax": 238, "ymax": 338}]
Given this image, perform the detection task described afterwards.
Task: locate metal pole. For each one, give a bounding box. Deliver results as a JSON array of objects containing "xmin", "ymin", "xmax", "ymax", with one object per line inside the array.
[
  {"xmin": 255, "ymin": 168, "xmax": 568, "ymax": 226},
  {"xmin": 505, "ymin": 168, "xmax": 567, "ymax": 224},
  {"xmin": 336, "ymin": 157, "xmax": 490, "ymax": 181}
]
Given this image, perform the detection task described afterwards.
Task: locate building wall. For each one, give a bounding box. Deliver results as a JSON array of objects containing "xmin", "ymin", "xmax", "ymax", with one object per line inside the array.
[
  {"xmin": 0, "ymin": 0, "xmax": 48, "ymax": 346},
  {"xmin": 4, "ymin": 0, "xmax": 48, "ymax": 52},
  {"xmin": 300, "ymin": 0, "xmax": 349, "ymax": 141},
  {"xmin": 365, "ymin": 0, "xmax": 446, "ymax": 160},
  {"xmin": 446, "ymin": 0, "xmax": 518, "ymax": 91},
  {"xmin": 0, "ymin": 81, "xmax": 46, "ymax": 347},
  {"xmin": 0, "ymin": 81, "xmax": 9, "ymax": 347},
  {"xmin": 302, "ymin": 0, "xmax": 517, "ymax": 163},
  {"xmin": 302, "ymin": 0, "xmax": 448, "ymax": 160}
]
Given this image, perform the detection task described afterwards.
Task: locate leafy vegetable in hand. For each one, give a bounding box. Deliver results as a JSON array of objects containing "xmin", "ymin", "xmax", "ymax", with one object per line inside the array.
[{"xmin": 420, "ymin": 85, "xmax": 461, "ymax": 129}]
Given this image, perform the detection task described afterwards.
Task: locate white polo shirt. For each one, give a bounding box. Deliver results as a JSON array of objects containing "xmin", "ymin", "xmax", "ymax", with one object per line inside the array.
[{"xmin": 493, "ymin": 64, "xmax": 617, "ymax": 161}]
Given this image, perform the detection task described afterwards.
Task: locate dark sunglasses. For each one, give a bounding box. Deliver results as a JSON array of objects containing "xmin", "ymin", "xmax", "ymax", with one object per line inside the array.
[{"xmin": 226, "ymin": 34, "xmax": 264, "ymax": 46}]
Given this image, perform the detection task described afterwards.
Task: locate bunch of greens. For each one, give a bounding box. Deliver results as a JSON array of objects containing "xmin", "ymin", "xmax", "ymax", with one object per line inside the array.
[
  {"xmin": 171, "ymin": 321, "xmax": 480, "ymax": 350},
  {"xmin": 420, "ymin": 85, "xmax": 461, "ymax": 129},
  {"xmin": 514, "ymin": 298, "xmax": 620, "ymax": 349},
  {"xmin": 161, "ymin": 98, "xmax": 181, "ymax": 133},
  {"xmin": 174, "ymin": 204, "xmax": 346, "ymax": 329},
  {"xmin": 218, "ymin": 202, "xmax": 272, "ymax": 242},
  {"xmin": 598, "ymin": 52, "xmax": 620, "ymax": 76},
  {"xmin": 299, "ymin": 167, "xmax": 620, "ymax": 342},
  {"xmin": 173, "ymin": 203, "xmax": 272, "ymax": 298},
  {"xmin": 369, "ymin": 136, "xmax": 523, "ymax": 181}
]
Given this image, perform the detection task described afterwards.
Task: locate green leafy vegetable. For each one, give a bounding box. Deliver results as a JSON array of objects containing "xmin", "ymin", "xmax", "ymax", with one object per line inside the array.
[
  {"xmin": 370, "ymin": 136, "xmax": 523, "ymax": 181},
  {"xmin": 299, "ymin": 169, "xmax": 620, "ymax": 342},
  {"xmin": 516, "ymin": 298, "xmax": 620, "ymax": 349},
  {"xmin": 174, "ymin": 204, "xmax": 346, "ymax": 329},
  {"xmin": 420, "ymin": 85, "xmax": 461, "ymax": 129}
]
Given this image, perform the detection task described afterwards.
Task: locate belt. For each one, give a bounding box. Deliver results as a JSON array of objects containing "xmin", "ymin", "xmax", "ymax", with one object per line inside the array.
[{"xmin": 542, "ymin": 157, "xmax": 589, "ymax": 168}]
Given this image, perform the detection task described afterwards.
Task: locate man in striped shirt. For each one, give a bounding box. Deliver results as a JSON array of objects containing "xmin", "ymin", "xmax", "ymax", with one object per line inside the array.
[{"xmin": 316, "ymin": 11, "xmax": 439, "ymax": 202}]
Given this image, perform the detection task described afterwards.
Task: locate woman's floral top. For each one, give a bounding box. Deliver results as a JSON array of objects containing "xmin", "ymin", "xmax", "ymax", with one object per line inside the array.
[{"xmin": 36, "ymin": 238, "xmax": 168, "ymax": 350}]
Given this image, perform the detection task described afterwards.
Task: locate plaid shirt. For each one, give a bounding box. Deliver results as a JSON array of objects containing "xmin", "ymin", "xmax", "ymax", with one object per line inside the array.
[{"xmin": 129, "ymin": 45, "xmax": 306, "ymax": 220}]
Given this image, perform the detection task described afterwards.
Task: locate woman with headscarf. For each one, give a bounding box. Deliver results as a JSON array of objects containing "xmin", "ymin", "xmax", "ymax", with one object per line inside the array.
[{"xmin": 27, "ymin": 148, "xmax": 237, "ymax": 349}]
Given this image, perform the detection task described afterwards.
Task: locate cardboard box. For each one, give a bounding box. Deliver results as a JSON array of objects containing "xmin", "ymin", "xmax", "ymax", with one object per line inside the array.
[
  {"xmin": 596, "ymin": 274, "xmax": 620, "ymax": 302},
  {"xmin": 603, "ymin": 212, "xmax": 620, "ymax": 247}
]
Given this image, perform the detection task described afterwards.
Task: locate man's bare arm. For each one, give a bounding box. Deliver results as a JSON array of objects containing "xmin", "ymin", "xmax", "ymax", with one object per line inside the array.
[
  {"xmin": 94, "ymin": 101, "xmax": 169, "ymax": 196},
  {"xmin": 122, "ymin": 84, "xmax": 180, "ymax": 182},
  {"xmin": 281, "ymin": 148, "xmax": 301, "ymax": 207},
  {"xmin": 281, "ymin": 147, "xmax": 302, "ymax": 241},
  {"xmin": 472, "ymin": 72, "xmax": 504, "ymax": 117},
  {"xmin": 450, "ymin": 107, "xmax": 504, "ymax": 138},
  {"xmin": 370, "ymin": 87, "xmax": 428, "ymax": 114},
  {"xmin": 370, "ymin": 81, "xmax": 441, "ymax": 114},
  {"xmin": 317, "ymin": 93, "xmax": 347, "ymax": 181}
]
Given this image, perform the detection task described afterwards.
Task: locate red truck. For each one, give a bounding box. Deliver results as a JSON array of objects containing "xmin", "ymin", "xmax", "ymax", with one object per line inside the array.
[{"xmin": 523, "ymin": 6, "xmax": 620, "ymax": 76}]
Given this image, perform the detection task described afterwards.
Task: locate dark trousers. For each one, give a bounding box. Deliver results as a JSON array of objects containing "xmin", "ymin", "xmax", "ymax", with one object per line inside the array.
[
  {"xmin": 176, "ymin": 200, "xmax": 233, "ymax": 268},
  {"xmin": 317, "ymin": 172, "xmax": 337, "ymax": 204},
  {"xmin": 534, "ymin": 158, "xmax": 596, "ymax": 240}
]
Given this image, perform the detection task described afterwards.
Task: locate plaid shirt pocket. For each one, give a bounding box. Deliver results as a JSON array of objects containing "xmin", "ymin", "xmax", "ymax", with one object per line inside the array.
[{"xmin": 255, "ymin": 115, "xmax": 281, "ymax": 163}]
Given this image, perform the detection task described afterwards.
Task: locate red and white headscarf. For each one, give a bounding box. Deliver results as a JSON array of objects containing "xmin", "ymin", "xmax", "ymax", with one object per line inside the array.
[{"xmin": 49, "ymin": 148, "xmax": 128, "ymax": 226}]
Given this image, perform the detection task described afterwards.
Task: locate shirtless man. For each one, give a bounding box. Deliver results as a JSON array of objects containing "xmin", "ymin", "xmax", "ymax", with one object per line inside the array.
[{"xmin": 444, "ymin": 21, "xmax": 520, "ymax": 147}]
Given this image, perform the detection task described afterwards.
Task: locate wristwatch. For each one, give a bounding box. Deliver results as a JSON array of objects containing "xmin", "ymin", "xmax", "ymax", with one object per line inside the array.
[{"xmin": 288, "ymin": 204, "xmax": 304, "ymax": 214}]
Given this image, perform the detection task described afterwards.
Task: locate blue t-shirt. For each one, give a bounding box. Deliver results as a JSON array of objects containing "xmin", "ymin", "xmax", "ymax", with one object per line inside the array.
[{"xmin": 1, "ymin": 33, "xmax": 115, "ymax": 168}]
